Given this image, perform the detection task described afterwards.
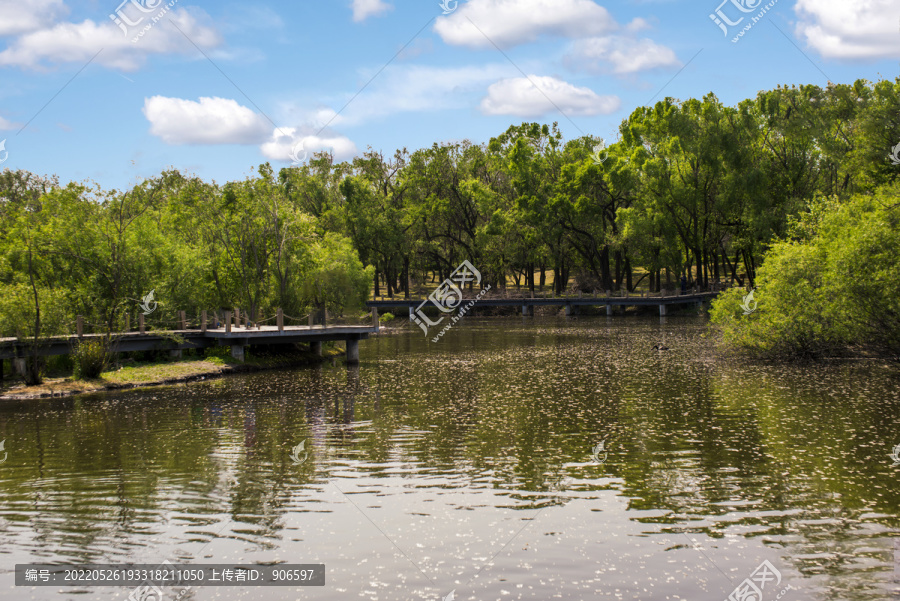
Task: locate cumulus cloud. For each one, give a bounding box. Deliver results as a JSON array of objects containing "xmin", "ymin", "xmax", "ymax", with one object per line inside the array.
[
  {"xmin": 567, "ymin": 36, "xmax": 680, "ymax": 74},
  {"xmin": 336, "ymin": 63, "xmax": 514, "ymax": 123},
  {"xmin": 0, "ymin": 115, "xmax": 20, "ymax": 130},
  {"xmin": 434, "ymin": 0, "xmax": 616, "ymax": 48},
  {"xmin": 480, "ymin": 75, "xmax": 620, "ymax": 117},
  {"xmin": 352, "ymin": 0, "xmax": 392, "ymax": 22},
  {"xmin": 795, "ymin": 0, "xmax": 900, "ymax": 60},
  {"xmin": 142, "ymin": 96, "xmax": 271, "ymax": 145},
  {"xmin": 260, "ymin": 127, "xmax": 358, "ymax": 162},
  {"xmin": 0, "ymin": 7, "xmax": 222, "ymax": 71},
  {"xmin": 0, "ymin": 0, "xmax": 67, "ymax": 36},
  {"xmin": 433, "ymin": 0, "xmax": 679, "ymax": 75}
]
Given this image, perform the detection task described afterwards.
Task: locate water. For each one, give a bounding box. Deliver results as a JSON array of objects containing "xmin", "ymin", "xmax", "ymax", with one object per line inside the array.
[{"xmin": 1, "ymin": 316, "xmax": 899, "ymax": 600}]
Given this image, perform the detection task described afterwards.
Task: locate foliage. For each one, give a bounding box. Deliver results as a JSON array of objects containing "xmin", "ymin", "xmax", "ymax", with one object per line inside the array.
[
  {"xmin": 72, "ymin": 339, "xmax": 109, "ymax": 379},
  {"xmin": 710, "ymin": 184, "xmax": 900, "ymax": 358},
  {"xmin": 1, "ymin": 77, "xmax": 898, "ymax": 361},
  {"xmin": 300, "ymin": 233, "xmax": 373, "ymax": 315},
  {"xmin": 0, "ymin": 283, "xmax": 70, "ymax": 339}
]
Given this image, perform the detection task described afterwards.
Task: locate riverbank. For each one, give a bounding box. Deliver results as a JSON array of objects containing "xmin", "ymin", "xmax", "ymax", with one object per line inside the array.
[{"xmin": 0, "ymin": 348, "xmax": 343, "ymax": 400}]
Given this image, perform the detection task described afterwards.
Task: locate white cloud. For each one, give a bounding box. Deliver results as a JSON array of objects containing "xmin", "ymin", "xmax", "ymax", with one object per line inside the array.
[
  {"xmin": 274, "ymin": 63, "xmax": 513, "ymax": 127},
  {"xmin": 434, "ymin": 0, "xmax": 616, "ymax": 48},
  {"xmin": 480, "ymin": 75, "xmax": 620, "ymax": 117},
  {"xmin": 625, "ymin": 17, "xmax": 652, "ymax": 33},
  {"xmin": 0, "ymin": 8, "xmax": 222, "ymax": 71},
  {"xmin": 340, "ymin": 63, "xmax": 514, "ymax": 123},
  {"xmin": 567, "ymin": 36, "xmax": 680, "ymax": 74},
  {"xmin": 0, "ymin": 0, "xmax": 66, "ymax": 36},
  {"xmin": 352, "ymin": 0, "xmax": 392, "ymax": 22},
  {"xmin": 143, "ymin": 96, "xmax": 271, "ymax": 145},
  {"xmin": 260, "ymin": 127, "xmax": 358, "ymax": 162},
  {"xmin": 0, "ymin": 115, "xmax": 20, "ymax": 130},
  {"xmin": 795, "ymin": 0, "xmax": 900, "ymax": 60}
]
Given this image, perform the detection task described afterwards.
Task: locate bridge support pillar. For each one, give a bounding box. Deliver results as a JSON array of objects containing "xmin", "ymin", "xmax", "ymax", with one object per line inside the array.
[
  {"xmin": 311, "ymin": 341, "xmax": 322, "ymax": 357},
  {"xmin": 565, "ymin": 304, "xmax": 578, "ymax": 316},
  {"xmin": 169, "ymin": 349, "xmax": 182, "ymax": 359},
  {"xmin": 230, "ymin": 345, "xmax": 245, "ymax": 362},
  {"xmin": 659, "ymin": 304, "xmax": 667, "ymax": 317},
  {"xmin": 522, "ymin": 304, "xmax": 532, "ymax": 316},
  {"xmin": 346, "ymin": 339, "xmax": 359, "ymax": 364},
  {"xmin": 13, "ymin": 358, "xmax": 26, "ymax": 376},
  {"xmin": 409, "ymin": 306, "xmax": 415, "ymax": 320},
  {"xmin": 606, "ymin": 304, "xmax": 614, "ymax": 316}
]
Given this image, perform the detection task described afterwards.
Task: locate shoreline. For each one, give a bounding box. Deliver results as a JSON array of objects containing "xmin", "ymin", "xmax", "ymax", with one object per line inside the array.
[{"xmin": 0, "ymin": 350, "xmax": 344, "ymax": 401}]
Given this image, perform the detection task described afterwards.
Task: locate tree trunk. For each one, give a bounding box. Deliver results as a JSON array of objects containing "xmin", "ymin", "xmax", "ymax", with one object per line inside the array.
[
  {"xmin": 600, "ymin": 246, "xmax": 613, "ymax": 291},
  {"xmin": 624, "ymin": 255, "xmax": 633, "ymax": 292},
  {"xmin": 696, "ymin": 248, "xmax": 704, "ymax": 290},
  {"xmin": 386, "ymin": 265, "xmax": 394, "ymax": 298},
  {"xmin": 26, "ymin": 247, "xmax": 42, "ymax": 386},
  {"xmin": 403, "ymin": 257, "xmax": 410, "ymax": 299},
  {"xmin": 614, "ymin": 250, "xmax": 623, "ymax": 291}
]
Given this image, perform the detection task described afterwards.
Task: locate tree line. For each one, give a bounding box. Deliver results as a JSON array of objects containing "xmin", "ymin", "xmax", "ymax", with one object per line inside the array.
[{"xmin": 1, "ymin": 77, "xmax": 898, "ymax": 358}]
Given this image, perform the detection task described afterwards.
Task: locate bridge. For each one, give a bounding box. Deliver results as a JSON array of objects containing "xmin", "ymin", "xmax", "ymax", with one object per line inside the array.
[
  {"xmin": 367, "ymin": 291, "xmax": 720, "ymax": 317},
  {"xmin": 0, "ymin": 320, "xmax": 377, "ymax": 380}
]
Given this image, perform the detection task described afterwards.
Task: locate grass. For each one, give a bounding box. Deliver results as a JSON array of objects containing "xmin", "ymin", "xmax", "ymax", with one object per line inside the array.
[{"xmin": 0, "ymin": 346, "xmax": 343, "ymax": 399}]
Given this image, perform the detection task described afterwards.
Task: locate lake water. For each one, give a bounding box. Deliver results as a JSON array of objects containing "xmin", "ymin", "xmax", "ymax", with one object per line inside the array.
[{"xmin": 1, "ymin": 316, "xmax": 899, "ymax": 600}]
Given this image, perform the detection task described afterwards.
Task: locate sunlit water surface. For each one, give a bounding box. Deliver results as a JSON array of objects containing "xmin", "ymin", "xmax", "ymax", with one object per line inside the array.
[{"xmin": 1, "ymin": 316, "xmax": 899, "ymax": 600}]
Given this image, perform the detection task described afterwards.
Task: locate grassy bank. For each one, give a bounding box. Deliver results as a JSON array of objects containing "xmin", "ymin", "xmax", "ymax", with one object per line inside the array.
[{"xmin": 0, "ymin": 346, "xmax": 344, "ymax": 400}]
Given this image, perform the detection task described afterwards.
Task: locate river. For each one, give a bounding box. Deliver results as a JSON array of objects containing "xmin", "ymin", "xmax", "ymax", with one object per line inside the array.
[{"xmin": 2, "ymin": 315, "xmax": 899, "ymax": 600}]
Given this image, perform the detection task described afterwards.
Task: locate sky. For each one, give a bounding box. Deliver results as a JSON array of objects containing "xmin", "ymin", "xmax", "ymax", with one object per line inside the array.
[{"xmin": 0, "ymin": 0, "xmax": 898, "ymax": 191}]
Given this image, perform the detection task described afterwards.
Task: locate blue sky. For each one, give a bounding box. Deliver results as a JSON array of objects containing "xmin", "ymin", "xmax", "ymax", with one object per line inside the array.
[{"xmin": 0, "ymin": 0, "xmax": 898, "ymax": 191}]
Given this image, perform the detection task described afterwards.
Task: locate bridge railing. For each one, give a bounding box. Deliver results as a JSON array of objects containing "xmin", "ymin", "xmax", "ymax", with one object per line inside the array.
[
  {"xmin": 369, "ymin": 281, "xmax": 732, "ymax": 303},
  {"xmin": 53, "ymin": 307, "xmax": 379, "ymax": 339}
]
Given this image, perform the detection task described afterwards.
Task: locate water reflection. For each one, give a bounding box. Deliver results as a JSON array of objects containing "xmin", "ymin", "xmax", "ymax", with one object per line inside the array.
[{"xmin": 0, "ymin": 316, "xmax": 898, "ymax": 600}]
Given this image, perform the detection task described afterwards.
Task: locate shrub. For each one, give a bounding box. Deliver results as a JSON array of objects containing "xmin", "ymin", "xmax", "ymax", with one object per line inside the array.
[
  {"xmin": 710, "ymin": 184, "xmax": 900, "ymax": 359},
  {"xmin": 72, "ymin": 339, "xmax": 109, "ymax": 379},
  {"xmin": 379, "ymin": 312, "xmax": 395, "ymax": 323}
]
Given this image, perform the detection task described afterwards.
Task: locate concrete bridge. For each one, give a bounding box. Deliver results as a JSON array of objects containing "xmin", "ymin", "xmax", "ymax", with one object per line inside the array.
[
  {"xmin": 0, "ymin": 323, "xmax": 376, "ymax": 379},
  {"xmin": 367, "ymin": 291, "xmax": 719, "ymax": 317}
]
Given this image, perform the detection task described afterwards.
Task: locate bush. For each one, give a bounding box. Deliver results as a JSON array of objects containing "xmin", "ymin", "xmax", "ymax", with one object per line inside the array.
[
  {"xmin": 72, "ymin": 339, "xmax": 109, "ymax": 379},
  {"xmin": 710, "ymin": 184, "xmax": 900, "ymax": 359},
  {"xmin": 379, "ymin": 312, "xmax": 395, "ymax": 323}
]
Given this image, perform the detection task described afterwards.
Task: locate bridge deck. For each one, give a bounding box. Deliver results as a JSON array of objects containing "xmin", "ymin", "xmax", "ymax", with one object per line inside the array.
[
  {"xmin": 0, "ymin": 325, "xmax": 375, "ymax": 360},
  {"xmin": 367, "ymin": 292, "xmax": 718, "ymax": 309}
]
